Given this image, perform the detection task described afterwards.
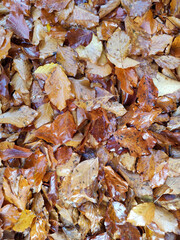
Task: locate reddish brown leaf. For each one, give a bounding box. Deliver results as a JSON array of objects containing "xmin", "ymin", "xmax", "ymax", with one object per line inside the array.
[
  {"xmin": 114, "ymin": 127, "xmax": 149, "ymax": 157},
  {"xmin": 22, "ymin": 149, "xmax": 48, "ymax": 192},
  {"xmin": 35, "ymin": 111, "xmax": 76, "ymax": 145},
  {"xmin": 48, "ymin": 172, "xmax": 58, "ymax": 205},
  {"xmin": 115, "ymin": 67, "xmax": 138, "ymax": 95},
  {"xmin": 137, "ymin": 75, "xmax": 158, "ymax": 111},
  {"xmin": 7, "ymin": 12, "xmax": 29, "ymax": 39},
  {"xmin": 0, "ymin": 142, "xmax": 32, "ymax": 161},
  {"xmin": 66, "ymin": 28, "xmax": 93, "ymax": 49},
  {"xmin": 137, "ymin": 149, "xmax": 169, "ymax": 188},
  {"xmin": 0, "ymin": 28, "xmax": 12, "ymax": 61},
  {"xmin": 30, "ymin": 217, "xmax": 48, "ymax": 240},
  {"xmin": 104, "ymin": 166, "xmax": 128, "ymax": 201}
]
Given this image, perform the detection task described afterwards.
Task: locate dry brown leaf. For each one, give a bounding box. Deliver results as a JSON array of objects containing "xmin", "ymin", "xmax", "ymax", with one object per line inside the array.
[
  {"xmin": 57, "ymin": 46, "xmax": 78, "ymax": 77},
  {"xmin": 107, "ymin": 28, "xmax": 130, "ymax": 64},
  {"xmin": 30, "ymin": 218, "xmax": 48, "ymax": 240},
  {"xmin": 86, "ymin": 61, "xmax": 112, "ymax": 78},
  {"xmin": 149, "ymin": 35, "xmax": 173, "ymax": 55},
  {"xmin": 167, "ymin": 116, "xmax": 180, "ymax": 131},
  {"xmin": 0, "ymin": 105, "xmax": 38, "ymax": 128},
  {"xmin": 153, "ymin": 72, "xmax": 180, "ymax": 96},
  {"xmin": 67, "ymin": 6, "xmax": 99, "ymax": 29},
  {"xmin": 118, "ymin": 152, "xmax": 136, "ymax": 172},
  {"xmin": 171, "ymin": 35, "xmax": 180, "ymax": 57},
  {"xmin": 101, "ymin": 101, "xmax": 127, "ymax": 117},
  {"xmin": 45, "ymin": 65, "xmax": 71, "ymax": 111},
  {"xmin": 13, "ymin": 210, "xmax": 35, "ymax": 232},
  {"xmin": 168, "ymin": 158, "xmax": 180, "ymax": 177},
  {"xmin": 34, "ymin": 102, "xmax": 54, "ymax": 128},
  {"xmin": 32, "ymin": 19, "xmax": 46, "ymax": 46},
  {"xmin": 71, "ymin": 158, "xmax": 99, "ymax": 191},
  {"xmin": 121, "ymin": 0, "xmax": 151, "ymax": 18},
  {"xmin": 75, "ymin": 34, "xmax": 102, "ymax": 64},
  {"xmin": 56, "ymin": 0, "xmax": 74, "ymax": 23},
  {"xmin": 99, "ymin": 0, "xmax": 121, "ymax": 18},
  {"xmin": 154, "ymin": 55, "xmax": 180, "ymax": 69}
]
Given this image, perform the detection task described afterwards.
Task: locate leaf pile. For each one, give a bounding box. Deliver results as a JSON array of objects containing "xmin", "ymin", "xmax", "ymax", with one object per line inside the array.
[{"xmin": 0, "ymin": 0, "xmax": 179, "ymax": 239}]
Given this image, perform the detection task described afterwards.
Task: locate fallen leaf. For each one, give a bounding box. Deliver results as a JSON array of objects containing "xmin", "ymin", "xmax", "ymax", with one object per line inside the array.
[
  {"xmin": 127, "ymin": 202, "xmax": 155, "ymax": 226},
  {"xmin": 34, "ymin": 102, "xmax": 54, "ymax": 128},
  {"xmin": 121, "ymin": 0, "xmax": 151, "ymax": 18},
  {"xmin": 57, "ymin": 46, "xmax": 79, "ymax": 77},
  {"xmin": 114, "ymin": 127, "xmax": 149, "ymax": 157},
  {"xmin": 149, "ymin": 35, "xmax": 173, "ymax": 55},
  {"xmin": 153, "ymin": 72, "xmax": 180, "ymax": 96},
  {"xmin": 13, "ymin": 210, "xmax": 35, "ymax": 232},
  {"xmin": 3, "ymin": 169, "xmax": 31, "ymax": 210},
  {"xmin": 66, "ymin": 28, "xmax": 93, "ymax": 49},
  {"xmin": 75, "ymin": 34, "xmax": 102, "ymax": 63},
  {"xmin": 35, "ymin": 0, "xmax": 71, "ymax": 12},
  {"xmin": 137, "ymin": 149, "xmax": 169, "ymax": 188},
  {"xmin": 107, "ymin": 28, "xmax": 130, "ymax": 65},
  {"xmin": 0, "ymin": 204, "xmax": 20, "ymax": 230},
  {"xmin": 30, "ymin": 218, "xmax": 48, "ymax": 240},
  {"xmin": 45, "ymin": 65, "xmax": 71, "ymax": 111},
  {"xmin": 115, "ymin": 67, "xmax": 138, "ymax": 95},
  {"xmin": 154, "ymin": 55, "xmax": 180, "ymax": 69},
  {"xmin": 97, "ymin": 21, "xmax": 118, "ymax": 41},
  {"xmin": 99, "ymin": 0, "xmax": 121, "ymax": 18},
  {"xmin": 67, "ymin": 6, "xmax": 99, "ymax": 29},
  {"xmin": 0, "ymin": 27, "xmax": 12, "ymax": 60},
  {"xmin": 35, "ymin": 111, "xmax": 76, "ymax": 145},
  {"xmin": 0, "ymin": 105, "xmax": 38, "ymax": 128},
  {"xmin": 0, "ymin": 141, "xmax": 32, "ymax": 161},
  {"xmin": 7, "ymin": 11, "xmax": 29, "ymax": 39},
  {"xmin": 104, "ymin": 166, "xmax": 128, "ymax": 200},
  {"xmin": 137, "ymin": 75, "xmax": 158, "ymax": 111}
]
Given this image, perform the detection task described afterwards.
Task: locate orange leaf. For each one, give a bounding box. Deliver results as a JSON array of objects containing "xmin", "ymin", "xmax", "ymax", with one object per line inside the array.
[
  {"xmin": 35, "ymin": 111, "xmax": 76, "ymax": 145},
  {"xmin": 114, "ymin": 127, "xmax": 149, "ymax": 157},
  {"xmin": 115, "ymin": 67, "xmax": 138, "ymax": 95}
]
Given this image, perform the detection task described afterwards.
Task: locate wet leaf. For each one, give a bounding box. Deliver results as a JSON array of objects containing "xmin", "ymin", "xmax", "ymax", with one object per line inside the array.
[
  {"xmin": 35, "ymin": 111, "xmax": 76, "ymax": 145},
  {"xmin": 66, "ymin": 28, "xmax": 93, "ymax": 49},
  {"xmin": 104, "ymin": 166, "xmax": 128, "ymax": 200},
  {"xmin": 114, "ymin": 127, "xmax": 149, "ymax": 157},
  {"xmin": 137, "ymin": 75, "xmax": 158, "ymax": 111}
]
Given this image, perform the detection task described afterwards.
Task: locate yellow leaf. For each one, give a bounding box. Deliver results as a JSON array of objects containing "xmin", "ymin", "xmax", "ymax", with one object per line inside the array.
[
  {"xmin": 34, "ymin": 63, "xmax": 58, "ymax": 80},
  {"xmin": 127, "ymin": 202, "xmax": 155, "ymax": 226},
  {"xmin": 13, "ymin": 210, "xmax": 35, "ymax": 232}
]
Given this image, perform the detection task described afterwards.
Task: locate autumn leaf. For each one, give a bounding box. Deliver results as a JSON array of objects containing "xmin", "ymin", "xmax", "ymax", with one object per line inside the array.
[
  {"xmin": 137, "ymin": 149, "xmax": 169, "ymax": 188},
  {"xmin": 114, "ymin": 127, "xmax": 149, "ymax": 157},
  {"xmin": 45, "ymin": 65, "xmax": 71, "ymax": 111},
  {"xmin": 149, "ymin": 35, "xmax": 173, "ymax": 55},
  {"xmin": 0, "ymin": 27, "xmax": 12, "ymax": 60},
  {"xmin": 104, "ymin": 166, "xmax": 128, "ymax": 201},
  {"xmin": 66, "ymin": 28, "xmax": 93, "ymax": 49},
  {"xmin": 127, "ymin": 202, "xmax": 155, "ymax": 226},
  {"xmin": 7, "ymin": 11, "xmax": 30, "ymax": 39},
  {"xmin": 3, "ymin": 168, "xmax": 31, "ymax": 210},
  {"xmin": 137, "ymin": 75, "xmax": 158, "ymax": 111},
  {"xmin": 30, "ymin": 218, "xmax": 48, "ymax": 240},
  {"xmin": 13, "ymin": 210, "xmax": 35, "ymax": 232},
  {"xmin": 154, "ymin": 55, "xmax": 180, "ymax": 69},
  {"xmin": 0, "ymin": 204, "xmax": 21, "ymax": 230},
  {"xmin": 34, "ymin": 102, "xmax": 54, "ymax": 128},
  {"xmin": 121, "ymin": 0, "xmax": 151, "ymax": 18},
  {"xmin": 35, "ymin": 111, "xmax": 76, "ymax": 145},
  {"xmin": 35, "ymin": 0, "xmax": 71, "ymax": 12},
  {"xmin": 0, "ymin": 141, "xmax": 32, "ymax": 161},
  {"xmin": 0, "ymin": 105, "xmax": 38, "ymax": 128}
]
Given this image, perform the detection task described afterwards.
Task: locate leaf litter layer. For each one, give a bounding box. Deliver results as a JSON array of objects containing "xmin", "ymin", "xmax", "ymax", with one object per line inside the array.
[{"xmin": 0, "ymin": 0, "xmax": 179, "ymax": 239}]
